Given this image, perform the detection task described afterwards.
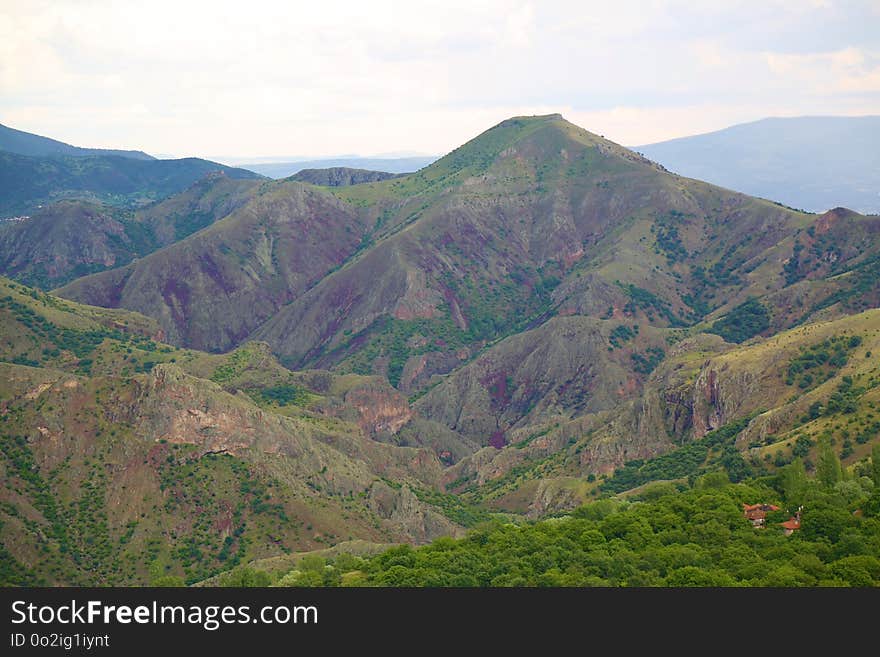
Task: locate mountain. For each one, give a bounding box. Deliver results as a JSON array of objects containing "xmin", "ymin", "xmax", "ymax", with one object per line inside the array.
[
  {"xmin": 4, "ymin": 113, "xmax": 880, "ymax": 585},
  {"xmin": 0, "ymin": 150, "xmax": 263, "ymax": 218},
  {"xmin": 251, "ymin": 116, "xmax": 878, "ymax": 392},
  {"xmin": 635, "ymin": 116, "xmax": 880, "ymax": 214},
  {"xmin": 242, "ymin": 156, "xmax": 436, "ymax": 179},
  {"xmin": 291, "ymin": 167, "xmax": 403, "ymax": 186},
  {"xmin": 0, "ymin": 122, "xmax": 155, "ymax": 160},
  {"xmin": 57, "ymin": 115, "xmax": 880, "ymax": 416},
  {"xmin": 0, "ymin": 173, "xmax": 262, "ymax": 289}
]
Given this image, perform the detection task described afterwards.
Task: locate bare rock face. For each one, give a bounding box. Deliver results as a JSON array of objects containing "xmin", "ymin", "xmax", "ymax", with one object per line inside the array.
[
  {"xmin": 131, "ymin": 364, "xmax": 318, "ymax": 462},
  {"xmin": 527, "ymin": 479, "xmax": 581, "ymax": 519},
  {"xmin": 689, "ymin": 365, "xmax": 761, "ymax": 437},
  {"xmin": 118, "ymin": 365, "xmax": 444, "ymax": 496},
  {"xmin": 344, "ymin": 382, "xmax": 413, "ymax": 437},
  {"xmin": 368, "ymin": 481, "xmax": 462, "ymax": 543},
  {"xmin": 392, "ymin": 269, "xmax": 443, "ymax": 321}
]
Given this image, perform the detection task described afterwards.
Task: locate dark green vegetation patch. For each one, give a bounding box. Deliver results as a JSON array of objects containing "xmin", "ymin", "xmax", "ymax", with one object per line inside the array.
[{"xmin": 708, "ymin": 298, "xmax": 770, "ymax": 343}]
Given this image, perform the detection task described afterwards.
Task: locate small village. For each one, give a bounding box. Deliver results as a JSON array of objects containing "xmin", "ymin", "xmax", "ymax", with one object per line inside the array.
[{"xmin": 743, "ymin": 503, "xmax": 802, "ymax": 536}]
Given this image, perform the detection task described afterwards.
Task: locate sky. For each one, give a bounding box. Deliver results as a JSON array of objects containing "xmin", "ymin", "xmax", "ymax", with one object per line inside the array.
[{"xmin": 1, "ymin": 0, "xmax": 879, "ymax": 160}]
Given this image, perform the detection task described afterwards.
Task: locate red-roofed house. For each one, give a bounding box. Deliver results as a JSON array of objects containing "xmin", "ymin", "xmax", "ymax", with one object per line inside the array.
[
  {"xmin": 780, "ymin": 509, "xmax": 803, "ymax": 536},
  {"xmin": 743, "ymin": 503, "xmax": 780, "ymax": 528}
]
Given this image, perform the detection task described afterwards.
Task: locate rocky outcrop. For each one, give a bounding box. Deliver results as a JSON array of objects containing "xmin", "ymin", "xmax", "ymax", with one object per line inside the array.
[
  {"xmin": 291, "ymin": 167, "xmax": 402, "ymax": 187},
  {"xmin": 368, "ymin": 481, "xmax": 462, "ymax": 543},
  {"xmin": 131, "ymin": 365, "xmax": 446, "ymax": 491},
  {"xmin": 527, "ymin": 479, "xmax": 583, "ymax": 518}
]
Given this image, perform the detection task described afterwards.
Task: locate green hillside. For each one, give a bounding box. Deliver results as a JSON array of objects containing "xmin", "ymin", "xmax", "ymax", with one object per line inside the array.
[{"xmin": 260, "ymin": 468, "xmax": 880, "ymax": 587}]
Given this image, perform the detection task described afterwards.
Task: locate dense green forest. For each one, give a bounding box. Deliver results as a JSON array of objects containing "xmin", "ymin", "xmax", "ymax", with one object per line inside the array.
[{"xmin": 219, "ymin": 446, "xmax": 880, "ymax": 587}]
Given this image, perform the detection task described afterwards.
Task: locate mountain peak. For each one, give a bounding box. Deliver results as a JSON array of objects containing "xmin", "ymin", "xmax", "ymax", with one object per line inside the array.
[
  {"xmin": 411, "ymin": 112, "xmax": 650, "ymax": 185},
  {"xmin": 819, "ymin": 206, "xmax": 860, "ymax": 222},
  {"xmin": 501, "ymin": 112, "xmax": 565, "ymax": 123}
]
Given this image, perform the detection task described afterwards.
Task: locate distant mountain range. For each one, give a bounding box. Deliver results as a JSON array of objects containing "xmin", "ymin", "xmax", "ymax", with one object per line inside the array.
[
  {"xmin": 0, "ymin": 124, "xmax": 262, "ymax": 217},
  {"xmin": 241, "ymin": 156, "xmax": 437, "ymax": 179},
  {"xmin": 0, "ymin": 122, "xmax": 154, "ymax": 160},
  {"xmin": 635, "ymin": 116, "xmax": 880, "ymax": 214}
]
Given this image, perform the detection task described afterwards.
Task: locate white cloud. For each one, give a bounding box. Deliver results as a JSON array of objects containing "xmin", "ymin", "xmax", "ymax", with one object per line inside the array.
[
  {"xmin": 0, "ymin": 0, "xmax": 877, "ymax": 157},
  {"xmin": 764, "ymin": 46, "xmax": 880, "ymax": 93}
]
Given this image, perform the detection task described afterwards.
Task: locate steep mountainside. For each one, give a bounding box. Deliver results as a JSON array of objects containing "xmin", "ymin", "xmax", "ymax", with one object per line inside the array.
[
  {"xmin": 0, "ymin": 173, "xmax": 261, "ymax": 289},
  {"xmin": 0, "ymin": 122, "xmax": 154, "ymax": 160},
  {"xmin": 254, "ymin": 116, "xmax": 878, "ymax": 407},
  {"xmin": 0, "ymin": 277, "xmax": 468, "ymax": 585},
  {"xmin": 255, "ymin": 114, "xmax": 801, "ymax": 373},
  {"xmin": 53, "ymin": 115, "xmax": 880, "ymax": 449},
  {"xmin": 636, "ymin": 116, "xmax": 880, "ymax": 214},
  {"xmin": 443, "ymin": 309, "xmax": 880, "ymax": 517},
  {"xmin": 57, "ymin": 181, "xmax": 371, "ymax": 351},
  {"xmin": 0, "ymin": 150, "xmax": 262, "ymax": 217},
  {"xmin": 414, "ymin": 316, "xmax": 672, "ymax": 445}
]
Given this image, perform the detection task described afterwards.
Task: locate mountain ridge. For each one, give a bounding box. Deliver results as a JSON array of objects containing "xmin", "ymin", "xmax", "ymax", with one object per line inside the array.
[
  {"xmin": 0, "ymin": 150, "xmax": 263, "ymax": 218},
  {"xmin": 241, "ymin": 156, "xmax": 436, "ymax": 179},
  {"xmin": 0, "ymin": 122, "xmax": 155, "ymax": 161}
]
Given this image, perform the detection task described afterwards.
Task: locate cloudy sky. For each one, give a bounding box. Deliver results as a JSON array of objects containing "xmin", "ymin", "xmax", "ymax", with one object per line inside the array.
[{"xmin": 1, "ymin": 0, "xmax": 878, "ymax": 160}]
